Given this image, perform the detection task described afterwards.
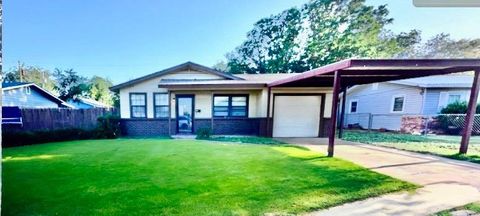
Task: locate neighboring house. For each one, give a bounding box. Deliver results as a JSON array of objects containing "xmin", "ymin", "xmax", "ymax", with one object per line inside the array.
[
  {"xmin": 68, "ymin": 97, "xmax": 112, "ymax": 109},
  {"xmin": 110, "ymin": 62, "xmax": 334, "ymax": 137},
  {"xmin": 2, "ymin": 82, "xmax": 73, "ymax": 108},
  {"xmin": 343, "ymin": 75, "xmax": 473, "ymax": 130}
]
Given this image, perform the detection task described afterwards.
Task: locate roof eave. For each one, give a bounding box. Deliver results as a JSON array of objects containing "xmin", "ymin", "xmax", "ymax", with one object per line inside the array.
[{"xmin": 110, "ymin": 62, "xmax": 243, "ymax": 91}]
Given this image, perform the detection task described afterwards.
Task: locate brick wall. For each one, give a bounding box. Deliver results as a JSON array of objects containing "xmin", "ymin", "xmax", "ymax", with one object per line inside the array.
[
  {"xmin": 212, "ymin": 118, "xmax": 265, "ymax": 135},
  {"xmin": 120, "ymin": 119, "xmax": 173, "ymax": 136},
  {"xmin": 121, "ymin": 117, "xmax": 329, "ymax": 137},
  {"xmin": 121, "ymin": 118, "xmax": 268, "ymax": 136}
]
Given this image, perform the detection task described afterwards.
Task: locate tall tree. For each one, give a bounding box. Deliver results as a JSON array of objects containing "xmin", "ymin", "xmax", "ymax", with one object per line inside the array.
[
  {"xmin": 227, "ymin": 0, "xmax": 420, "ymax": 74},
  {"xmin": 3, "ymin": 63, "xmax": 56, "ymax": 92},
  {"xmin": 397, "ymin": 33, "xmax": 480, "ymax": 58},
  {"xmin": 227, "ymin": 8, "xmax": 304, "ymax": 74},
  {"xmin": 53, "ymin": 68, "xmax": 89, "ymax": 101},
  {"xmin": 88, "ymin": 76, "xmax": 114, "ymax": 106}
]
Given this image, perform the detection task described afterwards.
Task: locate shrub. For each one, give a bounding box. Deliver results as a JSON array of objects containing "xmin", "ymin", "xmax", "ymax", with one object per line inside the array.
[
  {"xmin": 96, "ymin": 114, "xmax": 121, "ymax": 139},
  {"xmin": 441, "ymin": 101, "xmax": 480, "ymax": 114},
  {"xmin": 2, "ymin": 128, "xmax": 96, "ymax": 147},
  {"xmin": 196, "ymin": 127, "xmax": 212, "ymax": 139}
]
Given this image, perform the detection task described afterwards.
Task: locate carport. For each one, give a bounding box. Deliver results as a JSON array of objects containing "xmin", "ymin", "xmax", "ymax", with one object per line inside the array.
[{"xmin": 267, "ymin": 59, "xmax": 480, "ymax": 157}]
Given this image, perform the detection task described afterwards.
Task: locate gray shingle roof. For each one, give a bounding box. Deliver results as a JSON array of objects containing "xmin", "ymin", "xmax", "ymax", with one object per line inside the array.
[{"xmin": 389, "ymin": 75, "xmax": 473, "ymax": 88}]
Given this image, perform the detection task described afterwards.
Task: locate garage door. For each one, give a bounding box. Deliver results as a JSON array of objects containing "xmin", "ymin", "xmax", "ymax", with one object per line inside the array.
[{"xmin": 272, "ymin": 95, "xmax": 322, "ymax": 137}]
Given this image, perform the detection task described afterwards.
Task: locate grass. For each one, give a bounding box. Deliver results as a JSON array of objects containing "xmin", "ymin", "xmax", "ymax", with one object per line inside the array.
[
  {"xmin": 342, "ymin": 130, "xmax": 480, "ymax": 164},
  {"xmin": 435, "ymin": 201, "xmax": 480, "ymax": 216},
  {"xmin": 3, "ymin": 138, "xmax": 415, "ymax": 215}
]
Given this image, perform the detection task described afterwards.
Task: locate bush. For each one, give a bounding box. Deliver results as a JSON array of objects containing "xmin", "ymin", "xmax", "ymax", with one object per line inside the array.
[
  {"xmin": 96, "ymin": 114, "xmax": 121, "ymax": 139},
  {"xmin": 196, "ymin": 127, "xmax": 212, "ymax": 139},
  {"xmin": 2, "ymin": 128, "xmax": 96, "ymax": 147},
  {"xmin": 441, "ymin": 101, "xmax": 480, "ymax": 114}
]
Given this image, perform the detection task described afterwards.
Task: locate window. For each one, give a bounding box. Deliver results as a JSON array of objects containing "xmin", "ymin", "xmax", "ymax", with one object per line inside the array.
[
  {"xmin": 349, "ymin": 100, "xmax": 358, "ymax": 113},
  {"xmin": 448, "ymin": 94, "xmax": 462, "ymax": 104},
  {"xmin": 391, "ymin": 95, "xmax": 405, "ymax": 112},
  {"xmin": 130, "ymin": 93, "xmax": 147, "ymax": 118},
  {"xmin": 213, "ymin": 95, "xmax": 248, "ymax": 117},
  {"xmin": 154, "ymin": 93, "xmax": 169, "ymax": 118},
  {"xmin": 24, "ymin": 86, "xmax": 31, "ymax": 95}
]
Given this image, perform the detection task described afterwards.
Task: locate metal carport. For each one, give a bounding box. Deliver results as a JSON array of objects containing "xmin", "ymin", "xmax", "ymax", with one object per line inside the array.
[{"xmin": 267, "ymin": 59, "xmax": 480, "ymax": 157}]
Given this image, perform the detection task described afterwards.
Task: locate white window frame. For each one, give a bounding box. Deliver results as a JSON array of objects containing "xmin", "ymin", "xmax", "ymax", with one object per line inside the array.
[
  {"xmin": 349, "ymin": 99, "xmax": 359, "ymax": 113},
  {"xmin": 390, "ymin": 94, "xmax": 406, "ymax": 113},
  {"xmin": 24, "ymin": 86, "xmax": 31, "ymax": 95}
]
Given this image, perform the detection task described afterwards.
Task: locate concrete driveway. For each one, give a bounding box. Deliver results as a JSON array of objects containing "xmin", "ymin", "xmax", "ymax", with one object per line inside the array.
[{"xmin": 278, "ymin": 138, "xmax": 480, "ymax": 216}]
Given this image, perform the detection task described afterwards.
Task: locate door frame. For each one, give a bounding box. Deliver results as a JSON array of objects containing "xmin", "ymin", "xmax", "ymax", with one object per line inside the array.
[
  {"xmin": 271, "ymin": 93, "xmax": 326, "ymax": 137},
  {"xmin": 175, "ymin": 94, "xmax": 195, "ymax": 134}
]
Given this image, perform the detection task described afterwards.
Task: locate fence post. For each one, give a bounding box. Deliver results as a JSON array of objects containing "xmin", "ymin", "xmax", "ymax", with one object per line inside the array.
[{"xmin": 424, "ymin": 115, "xmax": 429, "ymax": 136}]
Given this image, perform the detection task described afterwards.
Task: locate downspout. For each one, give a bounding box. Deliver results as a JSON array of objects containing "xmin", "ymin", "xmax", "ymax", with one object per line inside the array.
[
  {"xmin": 420, "ymin": 87, "xmax": 428, "ymax": 135},
  {"xmin": 420, "ymin": 87, "xmax": 427, "ymax": 115}
]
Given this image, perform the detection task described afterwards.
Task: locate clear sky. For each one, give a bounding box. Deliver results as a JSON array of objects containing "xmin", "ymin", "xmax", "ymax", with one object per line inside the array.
[{"xmin": 4, "ymin": 0, "xmax": 480, "ymax": 84}]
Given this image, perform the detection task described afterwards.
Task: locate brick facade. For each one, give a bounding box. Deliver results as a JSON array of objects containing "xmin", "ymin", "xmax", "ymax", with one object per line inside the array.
[
  {"xmin": 121, "ymin": 117, "xmax": 330, "ymax": 137},
  {"xmin": 120, "ymin": 119, "xmax": 173, "ymax": 136}
]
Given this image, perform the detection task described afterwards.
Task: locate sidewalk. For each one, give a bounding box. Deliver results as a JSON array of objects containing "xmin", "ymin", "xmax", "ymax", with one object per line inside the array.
[{"xmin": 279, "ymin": 138, "xmax": 480, "ymax": 216}]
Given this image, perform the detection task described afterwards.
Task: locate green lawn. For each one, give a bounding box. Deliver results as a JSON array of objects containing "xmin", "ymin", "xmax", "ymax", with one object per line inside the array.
[
  {"xmin": 342, "ymin": 130, "xmax": 480, "ymax": 164},
  {"xmin": 3, "ymin": 139, "xmax": 415, "ymax": 215}
]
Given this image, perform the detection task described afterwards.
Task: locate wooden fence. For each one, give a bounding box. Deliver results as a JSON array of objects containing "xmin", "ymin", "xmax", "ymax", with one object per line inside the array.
[{"xmin": 4, "ymin": 108, "xmax": 117, "ymax": 132}]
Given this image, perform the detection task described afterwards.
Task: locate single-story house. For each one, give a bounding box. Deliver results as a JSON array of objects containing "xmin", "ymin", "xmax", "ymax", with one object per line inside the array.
[
  {"xmin": 110, "ymin": 62, "xmax": 334, "ymax": 137},
  {"xmin": 110, "ymin": 59, "xmax": 480, "ymax": 156},
  {"xmin": 2, "ymin": 82, "xmax": 73, "ymax": 108},
  {"xmin": 343, "ymin": 74, "xmax": 473, "ymax": 130},
  {"xmin": 68, "ymin": 97, "xmax": 112, "ymax": 109}
]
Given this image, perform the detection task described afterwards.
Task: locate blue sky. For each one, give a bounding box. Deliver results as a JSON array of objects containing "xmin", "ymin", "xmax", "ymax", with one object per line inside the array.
[{"xmin": 4, "ymin": 0, "xmax": 480, "ymax": 84}]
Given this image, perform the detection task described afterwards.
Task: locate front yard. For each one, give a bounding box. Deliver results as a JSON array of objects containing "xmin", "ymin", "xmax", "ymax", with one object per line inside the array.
[
  {"xmin": 342, "ymin": 130, "xmax": 480, "ymax": 164},
  {"xmin": 3, "ymin": 138, "xmax": 414, "ymax": 215}
]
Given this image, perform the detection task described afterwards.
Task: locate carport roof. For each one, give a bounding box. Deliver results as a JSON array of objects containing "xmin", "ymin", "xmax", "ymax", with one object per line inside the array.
[{"xmin": 268, "ymin": 59, "xmax": 480, "ymax": 87}]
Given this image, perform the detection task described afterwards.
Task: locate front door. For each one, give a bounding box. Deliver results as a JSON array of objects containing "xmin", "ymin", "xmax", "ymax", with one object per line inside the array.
[{"xmin": 176, "ymin": 95, "xmax": 194, "ymax": 133}]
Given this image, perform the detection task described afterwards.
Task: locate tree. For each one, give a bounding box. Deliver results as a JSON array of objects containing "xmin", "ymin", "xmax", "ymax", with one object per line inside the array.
[
  {"xmin": 3, "ymin": 63, "xmax": 56, "ymax": 92},
  {"xmin": 227, "ymin": 0, "xmax": 420, "ymax": 74},
  {"xmin": 53, "ymin": 68, "xmax": 89, "ymax": 101},
  {"xmin": 88, "ymin": 76, "xmax": 114, "ymax": 106},
  {"xmin": 397, "ymin": 33, "xmax": 480, "ymax": 58},
  {"xmin": 227, "ymin": 8, "xmax": 304, "ymax": 74},
  {"xmin": 212, "ymin": 60, "xmax": 230, "ymax": 72}
]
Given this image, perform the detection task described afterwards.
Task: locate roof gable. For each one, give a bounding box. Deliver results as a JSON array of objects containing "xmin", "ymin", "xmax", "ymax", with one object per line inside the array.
[
  {"xmin": 2, "ymin": 82, "xmax": 73, "ymax": 108},
  {"xmin": 110, "ymin": 62, "xmax": 243, "ymax": 91}
]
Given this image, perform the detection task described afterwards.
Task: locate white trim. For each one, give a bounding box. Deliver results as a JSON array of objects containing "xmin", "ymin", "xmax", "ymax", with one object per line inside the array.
[
  {"xmin": 24, "ymin": 86, "xmax": 31, "ymax": 95},
  {"xmin": 390, "ymin": 94, "xmax": 406, "ymax": 113},
  {"xmin": 349, "ymin": 99, "xmax": 359, "ymax": 113}
]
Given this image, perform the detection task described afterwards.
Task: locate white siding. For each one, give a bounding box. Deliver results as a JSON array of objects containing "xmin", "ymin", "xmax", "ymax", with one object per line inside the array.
[
  {"xmin": 345, "ymin": 83, "xmax": 424, "ymax": 130},
  {"xmin": 119, "ymin": 70, "xmax": 227, "ymax": 118},
  {"xmin": 424, "ymin": 88, "xmax": 471, "ymax": 114}
]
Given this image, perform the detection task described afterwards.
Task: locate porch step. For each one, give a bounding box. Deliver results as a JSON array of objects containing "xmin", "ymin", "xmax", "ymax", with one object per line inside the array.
[{"xmin": 171, "ymin": 135, "xmax": 196, "ymax": 139}]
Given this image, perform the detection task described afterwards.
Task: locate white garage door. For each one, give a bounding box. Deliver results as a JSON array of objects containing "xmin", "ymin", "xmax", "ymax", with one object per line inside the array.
[{"xmin": 273, "ymin": 95, "xmax": 322, "ymax": 137}]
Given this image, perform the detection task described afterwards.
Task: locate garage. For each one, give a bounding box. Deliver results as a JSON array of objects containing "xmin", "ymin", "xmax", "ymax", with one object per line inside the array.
[{"xmin": 272, "ymin": 95, "xmax": 322, "ymax": 137}]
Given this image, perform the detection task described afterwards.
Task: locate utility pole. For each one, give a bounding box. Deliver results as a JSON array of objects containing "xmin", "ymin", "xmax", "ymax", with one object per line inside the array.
[{"xmin": 17, "ymin": 61, "xmax": 23, "ymax": 82}]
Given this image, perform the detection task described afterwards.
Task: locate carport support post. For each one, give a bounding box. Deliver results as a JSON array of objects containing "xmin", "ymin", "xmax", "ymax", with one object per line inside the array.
[
  {"xmin": 460, "ymin": 69, "xmax": 480, "ymax": 154},
  {"xmin": 338, "ymin": 87, "xmax": 347, "ymax": 138},
  {"xmin": 266, "ymin": 87, "xmax": 272, "ymax": 137},
  {"xmin": 328, "ymin": 71, "xmax": 341, "ymax": 157}
]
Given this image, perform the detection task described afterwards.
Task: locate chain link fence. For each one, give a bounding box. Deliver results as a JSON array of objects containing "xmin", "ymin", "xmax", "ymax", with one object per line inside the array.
[{"xmin": 344, "ymin": 113, "xmax": 480, "ymax": 136}]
